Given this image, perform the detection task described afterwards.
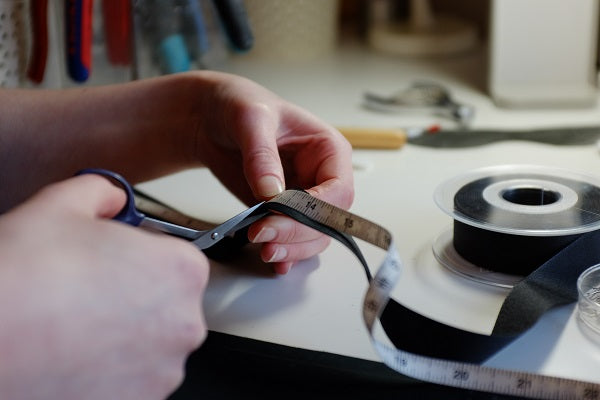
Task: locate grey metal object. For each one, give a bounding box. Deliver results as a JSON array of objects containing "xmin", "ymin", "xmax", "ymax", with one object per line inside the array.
[
  {"xmin": 409, "ymin": 126, "xmax": 600, "ymax": 148},
  {"xmin": 363, "ymin": 82, "xmax": 475, "ymax": 125}
]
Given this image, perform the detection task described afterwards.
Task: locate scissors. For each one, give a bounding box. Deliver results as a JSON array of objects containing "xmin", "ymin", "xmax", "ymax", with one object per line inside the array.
[{"xmin": 77, "ymin": 168, "xmax": 268, "ymax": 250}]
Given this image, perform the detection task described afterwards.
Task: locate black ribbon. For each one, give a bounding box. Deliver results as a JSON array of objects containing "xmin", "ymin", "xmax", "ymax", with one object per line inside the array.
[
  {"xmin": 253, "ymin": 191, "xmax": 600, "ymax": 364},
  {"xmin": 139, "ymin": 187, "xmax": 600, "ymax": 365},
  {"xmin": 380, "ymin": 230, "xmax": 600, "ymax": 362}
]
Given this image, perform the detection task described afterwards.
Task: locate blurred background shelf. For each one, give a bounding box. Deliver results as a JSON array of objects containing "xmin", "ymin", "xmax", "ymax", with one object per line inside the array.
[{"xmin": 220, "ymin": 37, "xmax": 600, "ymax": 133}]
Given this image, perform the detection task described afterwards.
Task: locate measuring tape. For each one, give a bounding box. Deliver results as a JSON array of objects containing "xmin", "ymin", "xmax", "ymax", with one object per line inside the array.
[{"xmin": 137, "ymin": 188, "xmax": 600, "ymax": 399}]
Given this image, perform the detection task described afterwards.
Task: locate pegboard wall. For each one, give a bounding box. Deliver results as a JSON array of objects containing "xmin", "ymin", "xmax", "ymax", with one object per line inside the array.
[{"xmin": 0, "ymin": 1, "xmax": 28, "ymax": 87}]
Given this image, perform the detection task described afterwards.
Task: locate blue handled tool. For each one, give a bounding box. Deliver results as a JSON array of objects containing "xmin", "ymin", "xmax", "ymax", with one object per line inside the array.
[
  {"xmin": 77, "ymin": 168, "xmax": 267, "ymax": 250},
  {"xmin": 65, "ymin": 0, "xmax": 93, "ymax": 82},
  {"xmin": 211, "ymin": 0, "xmax": 253, "ymax": 52},
  {"xmin": 145, "ymin": 0, "xmax": 191, "ymax": 74}
]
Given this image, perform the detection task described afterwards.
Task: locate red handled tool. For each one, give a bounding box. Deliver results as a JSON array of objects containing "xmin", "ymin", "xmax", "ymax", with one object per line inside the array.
[
  {"xmin": 102, "ymin": 0, "xmax": 132, "ymax": 65},
  {"xmin": 27, "ymin": 0, "xmax": 49, "ymax": 84}
]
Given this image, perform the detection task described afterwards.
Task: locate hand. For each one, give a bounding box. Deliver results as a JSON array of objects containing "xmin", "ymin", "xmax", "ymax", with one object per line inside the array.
[
  {"xmin": 193, "ymin": 72, "xmax": 355, "ymax": 274},
  {"xmin": 0, "ymin": 174, "xmax": 208, "ymax": 400},
  {"xmin": 1, "ymin": 71, "xmax": 354, "ymax": 275}
]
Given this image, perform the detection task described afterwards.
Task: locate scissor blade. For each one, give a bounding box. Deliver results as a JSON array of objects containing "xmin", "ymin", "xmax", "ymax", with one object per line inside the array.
[
  {"xmin": 139, "ymin": 217, "xmax": 201, "ymax": 239},
  {"xmin": 191, "ymin": 202, "xmax": 267, "ymax": 250}
]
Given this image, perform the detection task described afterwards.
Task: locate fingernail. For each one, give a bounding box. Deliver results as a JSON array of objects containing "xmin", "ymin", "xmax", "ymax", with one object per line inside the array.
[
  {"xmin": 266, "ymin": 246, "xmax": 287, "ymax": 263},
  {"xmin": 251, "ymin": 227, "xmax": 277, "ymax": 243},
  {"xmin": 257, "ymin": 175, "xmax": 283, "ymax": 198}
]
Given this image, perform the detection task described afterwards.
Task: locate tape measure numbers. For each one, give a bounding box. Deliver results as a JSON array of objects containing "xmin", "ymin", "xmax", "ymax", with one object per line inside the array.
[
  {"xmin": 366, "ymin": 251, "xmax": 600, "ymax": 400},
  {"xmin": 136, "ymin": 188, "xmax": 600, "ymax": 399},
  {"xmin": 266, "ymin": 190, "xmax": 600, "ymax": 400}
]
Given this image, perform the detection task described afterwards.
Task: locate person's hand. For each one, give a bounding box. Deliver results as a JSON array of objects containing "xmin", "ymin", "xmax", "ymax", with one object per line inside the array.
[
  {"xmin": 1, "ymin": 71, "xmax": 354, "ymax": 275},
  {"xmin": 192, "ymin": 72, "xmax": 355, "ymax": 274},
  {"xmin": 0, "ymin": 174, "xmax": 208, "ymax": 400}
]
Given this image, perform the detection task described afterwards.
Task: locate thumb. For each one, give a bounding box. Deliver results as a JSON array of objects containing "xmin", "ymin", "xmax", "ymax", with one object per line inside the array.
[
  {"xmin": 239, "ymin": 129, "xmax": 285, "ymax": 200},
  {"xmin": 39, "ymin": 174, "xmax": 127, "ymax": 219}
]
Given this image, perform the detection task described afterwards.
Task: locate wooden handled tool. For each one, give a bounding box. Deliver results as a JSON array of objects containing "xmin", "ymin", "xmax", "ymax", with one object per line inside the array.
[{"xmin": 337, "ymin": 127, "xmax": 408, "ymax": 149}]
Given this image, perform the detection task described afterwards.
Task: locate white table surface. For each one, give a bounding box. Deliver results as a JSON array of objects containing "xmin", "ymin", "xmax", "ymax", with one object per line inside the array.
[{"xmin": 137, "ymin": 42, "xmax": 600, "ymax": 385}]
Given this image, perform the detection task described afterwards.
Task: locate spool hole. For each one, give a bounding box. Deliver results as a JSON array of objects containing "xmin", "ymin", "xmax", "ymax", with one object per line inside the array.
[{"xmin": 501, "ymin": 187, "xmax": 560, "ymax": 206}]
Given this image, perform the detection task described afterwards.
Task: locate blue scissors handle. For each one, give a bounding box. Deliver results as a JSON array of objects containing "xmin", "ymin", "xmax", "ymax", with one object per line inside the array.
[
  {"xmin": 77, "ymin": 168, "xmax": 201, "ymax": 239},
  {"xmin": 77, "ymin": 168, "xmax": 145, "ymax": 225},
  {"xmin": 76, "ymin": 168, "xmax": 269, "ymax": 251}
]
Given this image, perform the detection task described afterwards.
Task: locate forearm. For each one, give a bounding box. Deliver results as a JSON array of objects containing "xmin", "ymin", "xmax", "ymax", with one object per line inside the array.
[{"xmin": 0, "ymin": 72, "xmax": 224, "ymax": 212}]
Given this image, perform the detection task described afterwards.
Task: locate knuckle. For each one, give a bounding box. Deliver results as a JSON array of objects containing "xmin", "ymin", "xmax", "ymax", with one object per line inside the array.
[
  {"xmin": 158, "ymin": 364, "xmax": 186, "ymax": 397},
  {"xmin": 280, "ymin": 218, "xmax": 299, "ymax": 243},
  {"xmin": 336, "ymin": 130, "xmax": 354, "ymax": 151},
  {"xmin": 175, "ymin": 306, "xmax": 208, "ymax": 351},
  {"xmin": 311, "ymin": 182, "xmax": 354, "ymax": 211},
  {"xmin": 184, "ymin": 318, "xmax": 208, "ymax": 349},
  {"xmin": 243, "ymin": 145, "xmax": 280, "ymax": 170},
  {"xmin": 227, "ymin": 98, "xmax": 276, "ymax": 135},
  {"xmin": 168, "ymin": 240, "xmax": 209, "ymax": 290},
  {"xmin": 320, "ymin": 235, "xmax": 332, "ymax": 249},
  {"xmin": 340, "ymin": 186, "xmax": 355, "ymax": 210},
  {"xmin": 35, "ymin": 180, "xmax": 70, "ymax": 204},
  {"xmin": 236, "ymin": 101, "xmax": 275, "ymax": 126}
]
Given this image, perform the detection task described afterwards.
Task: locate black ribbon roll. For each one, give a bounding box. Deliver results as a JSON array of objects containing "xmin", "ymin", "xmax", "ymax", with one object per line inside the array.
[
  {"xmin": 452, "ymin": 221, "xmax": 580, "ymax": 276},
  {"xmin": 379, "ymin": 171, "xmax": 600, "ymax": 362},
  {"xmin": 452, "ymin": 174, "xmax": 600, "ymax": 276},
  {"xmin": 380, "ymin": 230, "xmax": 600, "ymax": 361}
]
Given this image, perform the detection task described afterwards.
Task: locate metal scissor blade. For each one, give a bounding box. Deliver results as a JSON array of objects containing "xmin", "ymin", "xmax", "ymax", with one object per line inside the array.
[
  {"xmin": 139, "ymin": 216, "xmax": 201, "ymax": 239},
  {"xmin": 191, "ymin": 201, "xmax": 267, "ymax": 250}
]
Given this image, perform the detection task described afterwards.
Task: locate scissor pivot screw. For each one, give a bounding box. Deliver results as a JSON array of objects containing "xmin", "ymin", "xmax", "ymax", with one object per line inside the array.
[{"xmin": 211, "ymin": 232, "xmax": 219, "ymax": 241}]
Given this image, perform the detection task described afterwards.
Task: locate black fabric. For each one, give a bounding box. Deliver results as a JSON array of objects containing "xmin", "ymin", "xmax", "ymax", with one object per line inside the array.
[
  {"xmin": 138, "ymin": 189, "xmax": 600, "ymax": 394},
  {"xmin": 380, "ymin": 300, "xmax": 514, "ymax": 362},
  {"xmin": 381, "ymin": 230, "xmax": 600, "ymax": 361},
  {"xmin": 453, "ymin": 220, "xmax": 580, "ymax": 275},
  {"xmin": 168, "ymin": 331, "xmax": 521, "ymax": 400},
  {"xmin": 492, "ymin": 229, "xmax": 600, "ymax": 335},
  {"xmin": 254, "ymin": 195, "xmax": 600, "ymax": 362}
]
